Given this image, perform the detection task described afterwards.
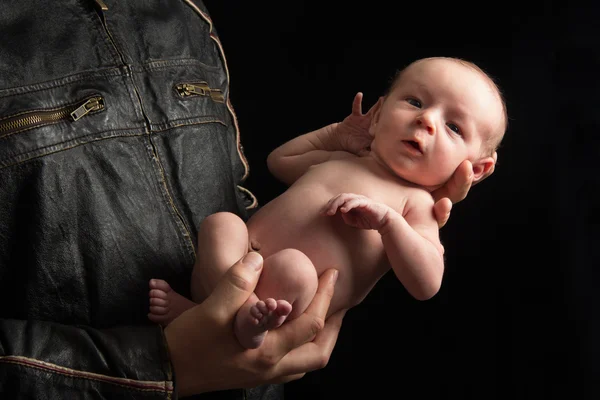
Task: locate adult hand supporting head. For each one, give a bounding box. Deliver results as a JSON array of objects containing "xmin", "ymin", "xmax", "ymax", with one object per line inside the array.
[
  {"xmin": 431, "ymin": 153, "xmax": 498, "ymax": 228},
  {"xmin": 164, "ymin": 251, "xmax": 343, "ymax": 396}
]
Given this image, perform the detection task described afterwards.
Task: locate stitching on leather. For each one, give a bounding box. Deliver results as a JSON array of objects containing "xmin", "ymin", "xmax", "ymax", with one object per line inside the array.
[
  {"xmin": 183, "ymin": 0, "xmax": 250, "ymax": 183},
  {"xmin": 1, "ymin": 121, "xmax": 81, "ymax": 141},
  {"xmin": 0, "ymin": 355, "xmax": 173, "ymax": 393},
  {"xmin": 137, "ymin": 58, "xmax": 222, "ymax": 72},
  {"xmin": 0, "ymin": 100, "xmax": 86, "ymax": 122},
  {"xmin": 150, "ymin": 118, "xmax": 226, "ymax": 133},
  {"xmin": 147, "ymin": 136, "xmax": 197, "ymax": 261},
  {"xmin": 85, "ymin": 0, "xmax": 123, "ymax": 66},
  {"xmin": 0, "ymin": 129, "xmax": 146, "ymax": 170},
  {"xmin": 0, "ymin": 98, "xmax": 105, "ymax": 140},
  {"xmin": 0, "ymin": 117, "xmax": 229, "ymax": 168},
  {"xmin": 0, "ymin": 69, "xmax": 124, "ymax": 99}
]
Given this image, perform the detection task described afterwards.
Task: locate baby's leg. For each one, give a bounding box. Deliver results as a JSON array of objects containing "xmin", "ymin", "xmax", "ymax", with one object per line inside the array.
[
  {"xmin": 148, "ymin": 212, "xmax": 249, "ymax": 325},
  {"xmin": 234, "ymin": 248, "xmax": 319, "ymax": 349},
  {"xmin": 191, "ymin": 211, "xmax": 250, "ymax": 301}
]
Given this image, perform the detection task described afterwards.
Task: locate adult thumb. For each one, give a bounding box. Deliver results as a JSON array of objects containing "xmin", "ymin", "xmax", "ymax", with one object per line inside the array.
[{"xmin": 203, "ymin": 251, "xmax": 263, "ymax": 317}]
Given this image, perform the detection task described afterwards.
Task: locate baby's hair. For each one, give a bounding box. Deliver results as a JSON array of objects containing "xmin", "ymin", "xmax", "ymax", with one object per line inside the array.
[{"xmin": 386, "ymin": 57, "xmax": 508, "ymax": 156}]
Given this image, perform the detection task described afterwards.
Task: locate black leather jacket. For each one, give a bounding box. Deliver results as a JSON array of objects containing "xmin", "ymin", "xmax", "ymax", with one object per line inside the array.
[{"xmin": 0, "ymin": 1, "xmax": 281, "ymax": 399}]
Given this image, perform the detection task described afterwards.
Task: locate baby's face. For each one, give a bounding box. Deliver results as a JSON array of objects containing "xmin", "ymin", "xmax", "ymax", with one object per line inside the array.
[{"xmin": 370, "ymin": 58, "xmax": 504, "ymax": 188}]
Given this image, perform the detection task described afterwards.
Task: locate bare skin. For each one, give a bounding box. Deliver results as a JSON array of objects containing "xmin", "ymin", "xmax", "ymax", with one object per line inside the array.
[
  {"xmin": 163, "ymin": 253, "xmax": 345, "ymax": 396},
  {"xmin": 151, "ymin": 62, "xmax": 500, "ymax": 349}
]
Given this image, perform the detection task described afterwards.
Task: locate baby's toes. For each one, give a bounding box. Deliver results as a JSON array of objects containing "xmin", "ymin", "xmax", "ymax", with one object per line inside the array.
[
  {"xmin": 275, "ymin": 300, "xmax": 292, "ymax": 317},
  {"xmin": 250, "ymin": 305, "xmax": 263, "ymax": 322},
  {"xmin": 264, "ymin": 298, "xmax": 277, "ymax": 312},
  {"xmin": 256, "ymin": 300, "xmax": 270, "ymax": 315}
]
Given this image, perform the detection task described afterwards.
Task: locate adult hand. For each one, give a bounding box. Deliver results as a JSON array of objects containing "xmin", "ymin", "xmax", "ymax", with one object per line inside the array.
[
  {"xmin": 164, "ymin": 251, "xmax": 344, "ymax": 396},
  {"xmin": 431, "ymin": 152, "xmax": 498, "ymax": 228}
]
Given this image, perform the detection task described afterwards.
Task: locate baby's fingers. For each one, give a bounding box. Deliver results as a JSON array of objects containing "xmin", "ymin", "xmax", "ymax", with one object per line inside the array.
[
  {"xmin": 321, "ymin": 195, "xmax": 342, "ymax": 216},
  {"xmin": 339, "ymin": 197, "xmax": 368, "ymax": 213},
  {"xmin": 321, "ymin": 193, "xmax": 357, "ymax": 216},
  {"xmin": 351, "ymin": 92, "xmax": 364, "ymax": 116},
  {"xmin": 322, "ymin": 194, "xmax": 347, "ymax": 215}
]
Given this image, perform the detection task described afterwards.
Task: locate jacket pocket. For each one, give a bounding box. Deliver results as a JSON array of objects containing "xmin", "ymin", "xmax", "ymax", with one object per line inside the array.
[{"xmin": 0, "ymin": 95, "xmax": 105, "ymax": 139}]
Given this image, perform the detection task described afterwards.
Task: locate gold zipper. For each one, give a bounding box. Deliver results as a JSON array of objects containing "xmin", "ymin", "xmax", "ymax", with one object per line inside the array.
[
  {"xmin": 0, "ymin": 96, "xmax": 105, "ymax": 138},
  {"xmin": 94, "ymin": 0, "xmax": 109, "ymax": 11},
  {"xmin": 175, "ymin": 83, "xmax": 224, "ymax": 103}
]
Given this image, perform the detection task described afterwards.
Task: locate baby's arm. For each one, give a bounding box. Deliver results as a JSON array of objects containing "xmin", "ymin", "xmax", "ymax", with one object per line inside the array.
[
  {"xmin": 267, "ymin": 124, "xmax": 355, "ymax": 185},
  {"xmin": 384, "ymin": 192, "xmax": 444, "ymax": 300},
  {"xmin": 268, "ymin": 93, "xmax": 378, "ymax": 185},
  {"xmin": 322, "ymin": 192, "xmax": 444, "ymax": 300}
]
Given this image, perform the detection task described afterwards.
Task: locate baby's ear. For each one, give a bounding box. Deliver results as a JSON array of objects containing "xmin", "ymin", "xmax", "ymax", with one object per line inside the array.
[
  {"xmin": 368, "ymin": 97, "xmax": 384, "ymax": 136},
  {"xmin": 472, "ymin": 156, "xmax": 496, "ymax": 183}
]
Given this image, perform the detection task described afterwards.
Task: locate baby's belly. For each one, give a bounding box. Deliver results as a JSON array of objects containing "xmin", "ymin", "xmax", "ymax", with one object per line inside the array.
[{"xmin": 246, "ymin": 192, "xmax": 388, "ymax": 315}]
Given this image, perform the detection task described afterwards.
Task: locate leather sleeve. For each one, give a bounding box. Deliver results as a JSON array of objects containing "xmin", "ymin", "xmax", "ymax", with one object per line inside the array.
[{"xmin": 0, "ymin": 319, "xmax": 174, "ymax": 399}]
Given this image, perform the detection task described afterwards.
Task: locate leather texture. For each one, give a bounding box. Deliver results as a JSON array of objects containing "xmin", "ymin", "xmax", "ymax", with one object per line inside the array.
[{"xmin": 0, "ymin": 1, "xmax": 276, "ymax": 399}]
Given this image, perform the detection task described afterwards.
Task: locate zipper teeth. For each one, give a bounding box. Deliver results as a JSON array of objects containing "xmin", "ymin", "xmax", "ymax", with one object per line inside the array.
[
  {"xmin": 0, "ymin": 108, "xmax": 73, "ymax": 134},
  {"xmin": 0, "ymin": 96, "xmax": 104, "ymax": 138}
]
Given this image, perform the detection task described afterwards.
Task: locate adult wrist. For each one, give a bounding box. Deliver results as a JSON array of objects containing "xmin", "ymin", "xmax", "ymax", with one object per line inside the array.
[{"xmin": 164, "ymin": 323, "xmax": 194, "ymax": 397}]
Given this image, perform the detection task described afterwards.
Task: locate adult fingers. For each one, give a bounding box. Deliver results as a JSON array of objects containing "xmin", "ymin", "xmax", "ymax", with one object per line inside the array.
[
  {"xmin": 202, "ymin": 251, "xmax": 263, "ymax": 321},
  {"xmin": 308, "ymin": 307, "xmax": 346, "ymax": 363},
  {"xmin": 433, "ymin": 197, "xmax": 452, "ymax": 228},
  {"xmin": 268, "ymin": 269, "xmax": 339, "ymax": 357},
  {"xmin": 432, "ymin": 159, "xmax": 473, "ymax": 204},
  {"xmin": 275, "ymin": 308, "xmax": 347, "ymax": 377}
]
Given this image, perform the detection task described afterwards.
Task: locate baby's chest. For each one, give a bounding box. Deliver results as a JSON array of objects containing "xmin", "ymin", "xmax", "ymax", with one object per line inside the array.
[{"xmin": 315, "ymin": 173, "xmax": 411, "ymax": 215}]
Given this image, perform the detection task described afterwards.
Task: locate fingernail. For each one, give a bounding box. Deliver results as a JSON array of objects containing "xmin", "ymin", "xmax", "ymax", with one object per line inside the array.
[
  {"xmin": 242, "ymin": 251, "xmax": 263, "ymax": 271},
  {"xmin": 331, "ymin": 270, "xmax": 339, "ymax": 285}
]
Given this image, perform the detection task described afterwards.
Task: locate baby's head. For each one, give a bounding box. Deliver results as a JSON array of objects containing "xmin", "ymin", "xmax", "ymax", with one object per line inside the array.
[{"xmin": 369, "ymin": 57, "xmax": 507, "ymax": 189}]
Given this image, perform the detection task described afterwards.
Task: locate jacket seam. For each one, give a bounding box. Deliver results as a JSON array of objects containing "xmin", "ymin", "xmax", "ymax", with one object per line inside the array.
[
  {"xmin": 182, "ymin": 0, "xmax": 250, "ymax": 183},
  {"xmin": 0, "ymin": 68, "xmax": 126, "ymax": 98},
  {"xmin": 150, "ymin": 117, "xmax": 226, "ymax": 133},
  {"xmin": 0, "ymin": 128, "xmax": 146, "ymax": 170},
  {"xmin": 0, "ymin": 355, "xmax": 174, "ymax": 394},
  {"xmin": 136, "ymin": 58, "xmax": 222, "ymax": 72}
]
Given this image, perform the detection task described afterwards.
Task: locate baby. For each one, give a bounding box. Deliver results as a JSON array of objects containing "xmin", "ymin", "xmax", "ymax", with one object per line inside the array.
[{"xmin": 148, "ymin": 57, "xmax": 507, "ymax": 349}]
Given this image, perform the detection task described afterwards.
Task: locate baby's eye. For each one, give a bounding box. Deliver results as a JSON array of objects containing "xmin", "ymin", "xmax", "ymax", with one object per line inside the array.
[
  {"xmin": 406, "ymin": 98, "xmax": 422, "ymax": 108},
  {"xmin": 447, "ymin": 123, "xmax": 461, "ymax": 135}
]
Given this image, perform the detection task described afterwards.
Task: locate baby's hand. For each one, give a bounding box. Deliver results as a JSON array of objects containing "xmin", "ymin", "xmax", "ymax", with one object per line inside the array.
[
  {"xmin": 321, "ymin": 193, "xmax": 392, "ymax": 231},
  {"xmin": 329, "ymin": 93, "xmax": 382, "ymax": 156}
]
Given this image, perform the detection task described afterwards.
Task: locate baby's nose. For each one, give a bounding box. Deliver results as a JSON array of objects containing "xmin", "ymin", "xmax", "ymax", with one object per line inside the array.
[{"xmin": 417, "ymin": 117, "xmax": 435, "ymax": 134}]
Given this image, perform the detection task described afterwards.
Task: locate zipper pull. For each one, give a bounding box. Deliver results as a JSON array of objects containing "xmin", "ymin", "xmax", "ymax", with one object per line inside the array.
[
  {"xmin": 177, "ymin": 83, "xmax": 209, "ymax": 97},
  {"xmin": 95, "ymin": 0, "xmax": 108, "ymax": 11},
  {"xmin": 71, "ymin": 97, "xmax": 105, "ymax": 121},
  {"xmin": 176, "ymin": 83, "xmax": 225, "ymax": 103}
]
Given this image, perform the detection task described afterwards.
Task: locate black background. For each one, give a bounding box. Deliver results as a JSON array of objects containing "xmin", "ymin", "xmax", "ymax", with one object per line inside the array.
[{"xmin": 203, "ymin": 1, "xmax": 598, "ymax": 398}]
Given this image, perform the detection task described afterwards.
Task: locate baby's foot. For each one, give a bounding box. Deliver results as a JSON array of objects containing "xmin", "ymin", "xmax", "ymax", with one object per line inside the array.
[
  {"xmin": 234, "ymin": 298, "xmax": 292, "ymax": 349},
  {"xmin": 148, "ymin": 279, "xmax": 197, "ymax": 326}
]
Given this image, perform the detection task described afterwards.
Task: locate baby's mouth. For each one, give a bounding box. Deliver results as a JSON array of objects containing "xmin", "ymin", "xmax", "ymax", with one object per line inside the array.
[{"xmin": 404, "ymin": 140, "xmax": 423, "ymax": 154}]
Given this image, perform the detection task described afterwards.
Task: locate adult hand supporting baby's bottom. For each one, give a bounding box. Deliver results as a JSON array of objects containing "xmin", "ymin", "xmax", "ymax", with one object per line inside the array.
[{"xmin": 164, "ymin": 251, "xmax": 343, "ymax": 397}]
